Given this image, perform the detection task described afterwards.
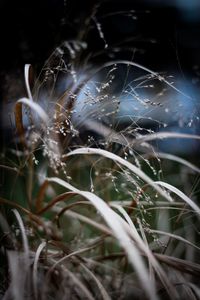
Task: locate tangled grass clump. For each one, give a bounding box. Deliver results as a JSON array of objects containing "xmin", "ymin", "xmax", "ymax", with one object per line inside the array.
[{"xmin": 1, "ymin": 28, "xmax": 200, "ymax": 300}]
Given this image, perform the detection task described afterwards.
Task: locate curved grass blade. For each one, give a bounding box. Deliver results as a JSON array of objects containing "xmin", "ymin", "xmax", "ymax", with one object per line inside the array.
[
  {"xmin": 24, "ymin": 64, "xmax": 33, "ymax": 101},
  {"xmin": 52, "ymin": 207, "xmax": 112, "ymax": 235},
  {"xmin": 144, "ymin": 152, "xmax": 200, "ymax": 174},
  {"xmin": 33, "ymin": 241, "xmax": 47, "ymax": 300},
  {"xmin": 65, "ymin": 147, "xmax": 173, "ymax": 202},
  {"xmin": 12, "ymin": 209, "xmax": 29, "ymax": 255},
  {"xmin": 150, "ymin": 229, "xmax": 200, "ymax": 252},
  {"xmin": 47, "ymin": 177, "xmax": 159, "ymax": 300},
  {"xmin": 134, "ymin": 132, "xmax": 200, "ymax": 145},
  {"xmin": 16, "ymin": 98, "xmax": 49, "ymax": 124},
  {"xmin": 111, "ymin": 204, "xmax": 179, "ymax": 299},
  {"xmin": 80, "ymin": 262, "xmax": 112, "ymax": 300},
  {"xmin": 155, "ymin": 181, "xmax": 200, "ymax": 215}
]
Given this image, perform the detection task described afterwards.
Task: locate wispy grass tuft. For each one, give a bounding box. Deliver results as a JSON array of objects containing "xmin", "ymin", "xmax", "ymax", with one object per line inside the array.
[{"xmin": 1, "ymin": 6, "xmax": 200, "ymax": 299}]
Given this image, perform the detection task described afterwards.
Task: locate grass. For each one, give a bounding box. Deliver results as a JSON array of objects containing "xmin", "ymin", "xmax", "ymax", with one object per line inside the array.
[{"xmin": 1, "ymin": 8, "xmax": 200, "ymax": 300}]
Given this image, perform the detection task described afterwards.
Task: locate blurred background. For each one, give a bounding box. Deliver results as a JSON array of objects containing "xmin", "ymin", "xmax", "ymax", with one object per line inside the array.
[
  {"xmin": 0, "ymin": 0, "xmax": 200, "ymax": 154},
  {"xmin": 1, "ymin": 0, "xmax": 200, "ymax": 73}
]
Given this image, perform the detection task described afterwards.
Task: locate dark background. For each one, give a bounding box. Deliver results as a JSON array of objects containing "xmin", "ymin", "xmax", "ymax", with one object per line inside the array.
[
  {"xmin": 1, "ymin": 0, "xmax": 200, "ymax": 147},
  {"xmin": 1, "ymin": 0, "xmax": 200, "ymax": 74}
]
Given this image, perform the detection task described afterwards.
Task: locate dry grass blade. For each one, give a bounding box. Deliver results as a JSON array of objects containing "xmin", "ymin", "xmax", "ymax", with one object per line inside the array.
[
  {"xmin": 47, "ymin": 177, "xmax": 159, "ymax": 300},
  {"xmin": 46, "ymin": 244, "xmax": 102, "ymax": 281},
  {"xmin": 65, "ymin": 147, "xmax": 173, "ymax": 203},
  {"xmin": 137, "ymin": 217, "xmax": 155, "ymax": 283},
  {"xmin": 0, "ymin": 213, "xmax": 16, "ymax": 250},
  {"xmin": 134, "ymin": 132, "xmax": 200, "ymax": 145},
  {"xmin": 43, "ymin": 255, "xmax": 96, "ymax": 300},
  {"xmin": 12, "ymin": 209, "xmax": 29, "ymax": 256},
  {"xmin": 33, "ymin": 241, "xmax": 47, "ymax": 300},
  {"xmin": 80, "ymin": 262, "xmax": 112, "ymax": 300},
  {"xmin": 41, "ymin": 259, "xmax": 95, "ymax": 300},
  {"xmin": 0, "ymin": 198, "xmax": 42, "ymax": 224},
  {"xmin": 155, "ymin": 181, "xmax": 200, "ymax": 215},
  {"xmin": 57, "ymin": 267, "xmax": 95, "ymax": 300},
  {"xmin": 82, "ymin": 119, "xmax": 133, "ymax": 147},
  {"xmin": 36, "ymin": 191, "xmax": 75, "ymax": 215},
  {"xmin": 111, "ymin": 203, "xmax": 139, "ymax": 236},
  {"xmin": 182, "ymin": 283, "xmax": 200, "ymax": 298},
  {"xmin": 150, "ymin": 229, "xmax": 200, "ymax": 252},
  {"xmin": 52, "ymin": 207, "xmax": 112, "ymax": 235},
  {"xmin": 4, "ymin": 210, "xmax": 31, "ymax": 300},
  {"xmin": 144, "ymin": 152, "xmax": 200, "ymax": 174},
  {"xmin": 83, "ymin": 120, "xmax": 200, "ymax": 153},
  {"xmin": 15, "ymin": 101, "xmax": 26, "ymax": 146},
  {"xmin": 113, "ymin": 200, "xmax": 184, "ymax": 207},
  {"xmin": 35, "ymin": 181, "xmax": 50, "ymax": 213},
  {"xmin": 15, "ymin": 97, "xmax": 49, "ymax": 148},
  {"xmin": 111, "ymin": 204, "xmax": 178, "ymax": 299},
  {"xmin": 154, "ymin": 253, "xmax": 200, "ymax": 276},
  {"xmin": 15, "ymin": 98, "xmax": 49, "ymax": 125},
  {"xmin": 24, "ymin": 64, "xmax": 33, "ymax": 101},
  {"xmin": 53, "ymin": 201, "xmax": 90, "ymax": 226},
  {"xmin": 4, "ymin": 251, "xmax": 24, "ymax": 300},
  {"xmin": 173, "ymin": 273, "xmax": 199, "ymax": 300}
]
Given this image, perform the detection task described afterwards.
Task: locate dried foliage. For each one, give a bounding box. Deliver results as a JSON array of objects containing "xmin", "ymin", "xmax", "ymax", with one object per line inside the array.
[{"xmin": 1, "ymin": 6, "xmax": 200, "ymax": 300}]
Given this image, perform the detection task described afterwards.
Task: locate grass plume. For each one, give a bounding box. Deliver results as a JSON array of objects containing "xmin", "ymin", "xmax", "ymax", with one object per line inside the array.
[{"xmin": 1, "ymin": 7, "xmax": 200, "ymax": 299}]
